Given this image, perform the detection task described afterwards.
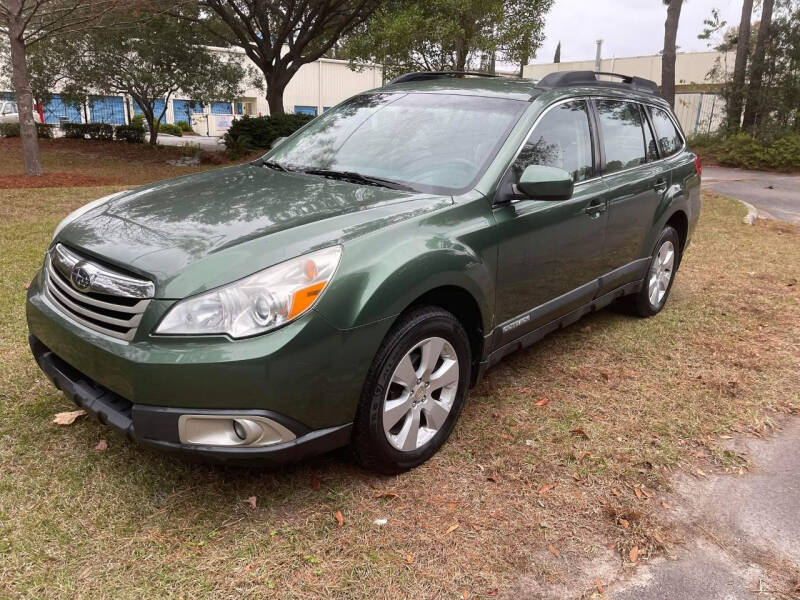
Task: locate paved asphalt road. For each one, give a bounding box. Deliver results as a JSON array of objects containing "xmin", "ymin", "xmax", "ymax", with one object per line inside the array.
[
  {"xmin": 608, "ymin": 419, "xmax": 800, "ymax": 599},
  {"xmin": 702, "ymin": 166, "xmax": 800, "ymax": 224}
]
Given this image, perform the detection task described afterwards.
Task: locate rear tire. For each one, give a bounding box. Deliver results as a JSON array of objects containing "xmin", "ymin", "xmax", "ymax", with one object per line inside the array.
[
  {"xmin": 351, "ymin": 306, "xmax": 471, "ymax": 474},
  {"xmin": 627, "ymin": 226, "xmax": 681, "ymax": 318}
]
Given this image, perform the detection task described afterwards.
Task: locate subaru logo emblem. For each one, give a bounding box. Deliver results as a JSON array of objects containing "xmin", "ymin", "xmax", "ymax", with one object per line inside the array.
[{"xmin": 70, "ymin": 263, "xmax": 94, "ymax": 293}]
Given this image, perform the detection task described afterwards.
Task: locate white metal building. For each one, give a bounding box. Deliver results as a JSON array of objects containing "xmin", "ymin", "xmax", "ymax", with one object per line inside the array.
[
  {"xmin": 524, "ymin": 51, "xmax": 733, "ymax": 135},
  {"xmin": 0, "ymin": 47, "xmax": 383, "ymax": 137}
]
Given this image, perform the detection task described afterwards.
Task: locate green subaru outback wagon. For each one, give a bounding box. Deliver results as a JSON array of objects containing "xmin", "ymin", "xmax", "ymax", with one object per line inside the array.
[{"xmin": 27, "ymin": 71, "xmax": 700, "ymax": 473}]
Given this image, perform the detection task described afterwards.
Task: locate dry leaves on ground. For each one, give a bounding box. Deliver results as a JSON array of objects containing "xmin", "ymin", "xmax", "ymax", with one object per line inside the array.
[{"xmin": 52, "ymin": 410, "xmax": 86, "ymax": 425}]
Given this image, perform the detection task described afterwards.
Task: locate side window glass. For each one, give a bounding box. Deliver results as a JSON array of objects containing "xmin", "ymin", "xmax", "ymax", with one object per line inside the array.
[
  {"xmin": 511, "ymin": 100, "xmax": 593, "ymax": 184},
  {"xmin": 642, "ymin": 107, "xmax": 659, "ymax": 162},
  {"xmin": 648, "ymin": 107, "xmax": 683, "ymax": 157},
  {"xmin": 596, "ymin": 100, "xmax": 646, "ymax": 174}
]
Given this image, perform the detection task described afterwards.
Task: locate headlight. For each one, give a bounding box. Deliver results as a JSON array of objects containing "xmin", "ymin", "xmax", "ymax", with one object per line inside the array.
[
  {"xmin": 52, "ymin": 190, "xmax": 129, "ymax": 240},
  {"xmin": 155, "ymin": 246, "xmax": 342, "ymax": 338}
]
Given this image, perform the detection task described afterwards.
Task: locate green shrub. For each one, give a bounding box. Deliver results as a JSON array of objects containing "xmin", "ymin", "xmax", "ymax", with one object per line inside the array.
[
  {"xmin": 716, "ymin": 133, "xmax": 800, "ymax": 171},
  {"xmin": 62, "ymin": 123, "xmax": 114, "ymax": 140},
  {"xmin": 157, "ymin": 123, "xmax": 183, "ymax": 137},
  {"xmin": 175, "ymin": 120, "xmax": 193, "ymax": 133},
  {"xmin": 223, "ymin": 113, "xmax": 314, "ymax": 157},
  {"xmin": 115, "ymin": 124, "xmax": 145, "ymax": 144},
  {"xmin": 689, "ymin": 132, "xmax": 800, "ymax": 172},
  {"xmin": 0, "ymin": 122, "xmax": 54, "ymax": 138},
  {"xmin": 130, "ymin": 114, "xmax": 146, "ymax": 129}
]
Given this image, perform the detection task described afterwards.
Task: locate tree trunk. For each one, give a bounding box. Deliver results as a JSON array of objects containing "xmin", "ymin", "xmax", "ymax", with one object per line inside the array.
[
  {"xmin": 727, "ymin": 0, "xmax": 754, "ymax": 131},
  {"xmin": 265, "ymin": 70, "xmax": 289, "ymax": 115},
  {"xmin": 7, "ymin": 9, "xmax": 44, "ymax": 177},
  {"xmin": 455, "ymin": 37, "xmax": 468, "ymax": 72},
  {"xmin": 741, "ymin": 0, "xmax": 774, "ymax": 132},
  {"xmin": 144, "ymin": 111, "xmax": 158, "ymax": 145},
  {"xmin": 661, "ymin": 0, "xmax": 684, "ymax": 108}
]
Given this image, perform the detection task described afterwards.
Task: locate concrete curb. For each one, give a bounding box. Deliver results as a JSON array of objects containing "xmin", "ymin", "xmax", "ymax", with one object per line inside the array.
[{"xmin": 740, "ymin": 199, "xmax": 759, "ymax": 225}]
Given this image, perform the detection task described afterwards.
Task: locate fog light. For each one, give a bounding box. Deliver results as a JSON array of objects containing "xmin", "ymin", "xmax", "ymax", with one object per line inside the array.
[{"xmin": 178, "ymin": 414, "xmax": 297, "ymax": 447}]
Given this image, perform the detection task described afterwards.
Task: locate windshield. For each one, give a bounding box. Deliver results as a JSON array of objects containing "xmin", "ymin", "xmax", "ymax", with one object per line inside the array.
[{"xmin": 267, "ymin": 93, "xmax": 527, "ymax": 195}]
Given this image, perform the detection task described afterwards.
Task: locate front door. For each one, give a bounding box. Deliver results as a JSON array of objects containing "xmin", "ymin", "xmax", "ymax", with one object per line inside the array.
[{"xmin": 493, "ymin": 99, "xmax": 610, "ymax": 343}]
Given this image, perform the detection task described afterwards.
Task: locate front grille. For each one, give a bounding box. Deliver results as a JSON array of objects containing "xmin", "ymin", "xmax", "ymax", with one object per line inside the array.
[{"xmin": 44, "ymin": 244, "xmax": 154, "ymax": 342}]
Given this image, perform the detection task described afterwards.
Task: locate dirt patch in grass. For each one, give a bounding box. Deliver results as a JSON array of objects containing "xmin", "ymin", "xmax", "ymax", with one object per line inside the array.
[
  {"xmin": 0, "ymin": 192, "xmax": 798, "ymax": 599},
  {"xmin": 0, "ymin": 137, "xmax": 235, "ymax": 186},
  {"xmin": 0, "ymin": 172, "xmax": 119, "ymax": 189}
]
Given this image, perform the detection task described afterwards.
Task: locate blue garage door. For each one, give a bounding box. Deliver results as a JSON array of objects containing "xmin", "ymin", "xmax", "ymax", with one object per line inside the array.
[
  {"xmin": 173, "ymin": 99, "xmax": 203, "ymax": 124},
  {"xmin": 89, "ymin": 96, "xmax": 125, "ymax": 125},
  {"xmin": 43, "ymin": 94, "xmax": 82, "ymax": 124},
  {"xmin": 132, "ymin": 99, "xmax": 167, "ymax": 123},
  {"xmin": 294, "ymin": 105, "xmax": 318, "ymax": 116}
]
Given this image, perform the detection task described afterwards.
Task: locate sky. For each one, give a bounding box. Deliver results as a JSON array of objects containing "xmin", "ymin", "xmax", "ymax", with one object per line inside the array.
[{"xmin": 530, "ymin": 0, "xmax": 754, "ymax": 64}]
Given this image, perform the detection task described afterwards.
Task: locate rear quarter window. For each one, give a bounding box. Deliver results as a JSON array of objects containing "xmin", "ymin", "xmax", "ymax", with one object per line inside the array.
[{"xmin": 648, "ymin": 107, "xmax": 684, "ymax": 157}]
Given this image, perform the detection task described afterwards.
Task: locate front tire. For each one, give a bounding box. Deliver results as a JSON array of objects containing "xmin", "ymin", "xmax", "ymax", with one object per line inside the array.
[{"xmin": 351, "ymin": 306, "xmax": 471, "ymax": 474}]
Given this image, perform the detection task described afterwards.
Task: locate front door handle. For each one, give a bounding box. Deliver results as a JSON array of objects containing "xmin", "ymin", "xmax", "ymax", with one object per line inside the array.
[
  {"xmin": 654, "ymin": 178, "xmax": 668, "ymax": 193},
  {"xmin": 584, "ymin": 199, "xmax": 607, "ymax": 217}
]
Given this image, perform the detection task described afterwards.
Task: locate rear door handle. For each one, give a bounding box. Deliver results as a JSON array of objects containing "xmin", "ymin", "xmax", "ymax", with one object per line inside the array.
[
  {"xmin": 654, "ymin": 178, "xmax": 668, "ymax": 193},
  {"xmin": 584, "ymin": 199, "xmax": 607, "ymax": 216}
]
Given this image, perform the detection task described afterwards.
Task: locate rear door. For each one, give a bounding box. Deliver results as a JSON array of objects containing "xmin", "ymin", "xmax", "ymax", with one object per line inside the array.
[
  {"xmin": 493, "ymin": 99, "xmax": 611, "ymax": 341},
  {"xmin": 594, "ymin": 99, "xmax": 668, "ymax": 294}
]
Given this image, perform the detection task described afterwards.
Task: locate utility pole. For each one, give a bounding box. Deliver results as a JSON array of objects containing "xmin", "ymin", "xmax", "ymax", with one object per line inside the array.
[{"xmin": 595, "ymin": 39, "xmax": 603, "ymax": 72}]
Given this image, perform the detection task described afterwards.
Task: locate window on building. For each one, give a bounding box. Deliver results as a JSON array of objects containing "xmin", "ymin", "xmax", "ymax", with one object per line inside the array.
[
  {"xmin": 89, "ymin": 96, "xmax": 126, "ymax": 125},
  {"xmin": 211, "ymin": 102, "xmax": 232, "ymax": 115},
  {"xmin": 322, "ymin": 106, "xmax": 331, "ymax": 113},
  {"xmin": 648, "ymin": 107, "xmax": 683, "ymax": 157},
  {"xmin": 132, "ymin": 99, "xmax": 167, "ymax": 123},
  {"xmin": 172, "ymin": 99, "xmax": 203, "ymax": 124},
  {"xmin": 43, "ymin": 94, "xmax": 82, "ymax": 125},
  {"xmin": 511, "ymin": 100, "xmax": 594, "ymax": 184},
  {"xmin": 596, "ymin": 100, "xmax": 647, "ymax": 174},
  {"xmin": 294, "ymin": 105, "xmax": 318, "ymax": 116}
]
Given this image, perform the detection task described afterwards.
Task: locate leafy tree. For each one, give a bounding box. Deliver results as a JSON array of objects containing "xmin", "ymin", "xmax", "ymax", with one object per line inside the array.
[
  {"xmin": 186, "ymin": 0, "xmax": 384, "ymax": 115},
  {"xmin": 341, "ymin": 0, "xmax": 553, "ymax": 80},
  {"xmin": 1, "ymin": 0, "xmax": 120, "ymax": 175},
  {"xmin": 63, "ymin": 13, "xmax": 245, "ymax": 144},
  {"xmin": 661, "ymin": 0, "xmax": 685, "ymax": 108}
]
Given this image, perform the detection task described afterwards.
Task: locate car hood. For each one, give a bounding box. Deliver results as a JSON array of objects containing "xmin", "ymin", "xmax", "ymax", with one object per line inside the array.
[{"xmin": 56, "ymin": 162, "xmax": 451, "ymax": 298}]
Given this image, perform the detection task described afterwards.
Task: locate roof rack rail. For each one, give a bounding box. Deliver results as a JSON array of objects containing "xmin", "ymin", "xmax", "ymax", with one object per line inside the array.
[
  {"xmin": 537, "ymin": 71, "xmax": 660, "ymax": 95},
  {"xmin": 388, "ymin": 71, "xmax": 501, "ymax": 85}
]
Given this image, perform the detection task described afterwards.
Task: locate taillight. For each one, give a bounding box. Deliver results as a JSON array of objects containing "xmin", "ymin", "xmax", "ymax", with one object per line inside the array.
[{"xmin": 695, "ymin": 156, "xmax": 702, "ymax": 176}]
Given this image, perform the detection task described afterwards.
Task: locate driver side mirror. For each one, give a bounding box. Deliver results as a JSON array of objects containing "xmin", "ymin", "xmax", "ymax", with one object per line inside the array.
[{"xmin": 518, "ymin": 165, "xmax": 574, "ymax": 200}]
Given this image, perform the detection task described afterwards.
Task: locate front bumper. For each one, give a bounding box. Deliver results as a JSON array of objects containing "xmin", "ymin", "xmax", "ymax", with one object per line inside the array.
[
  {"xmin": 26, "ymin": 270, "xmax": 391, "ymax": 430},
  {"xmin": 29, "ymin": 335, "xmax": 353, "ymax": 464}
]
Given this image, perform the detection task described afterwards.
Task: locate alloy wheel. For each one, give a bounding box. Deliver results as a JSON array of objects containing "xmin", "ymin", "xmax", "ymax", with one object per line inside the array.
[
  {"xmin": 648, "ymin": 240, "xmax": 675, "ymax": 306},
  {"xmin": 382, "ymin": 337, "xmax": 460, "ymax": 452}
]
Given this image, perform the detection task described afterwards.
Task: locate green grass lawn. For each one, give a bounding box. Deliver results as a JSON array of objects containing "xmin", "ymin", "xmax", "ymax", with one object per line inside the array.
[{"xmin": 1, "ymin": 155, "xmax": 799, "ymax": 597}]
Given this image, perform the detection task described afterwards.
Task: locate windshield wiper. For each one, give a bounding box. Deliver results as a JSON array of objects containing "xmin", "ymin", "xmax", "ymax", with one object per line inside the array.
[
  {"xmin": 260, "ymin": 160, "xmax": 290, "ymax": 172},
  {"xmin": 301, "ymin": 169, "xmax": 415, "ymax": 192}
]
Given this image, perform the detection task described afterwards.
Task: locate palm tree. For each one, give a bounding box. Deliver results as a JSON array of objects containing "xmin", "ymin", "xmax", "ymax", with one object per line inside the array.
[{"xmin": 661, "ymin": 0, "xmax": 685, "ymax": 108}]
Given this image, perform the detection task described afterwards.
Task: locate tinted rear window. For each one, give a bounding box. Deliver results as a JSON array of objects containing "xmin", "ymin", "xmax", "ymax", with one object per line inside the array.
[
  {"xmin": 649, "ymin": 107, "xmax": 683, "ymax": 157},
  {"xmin": 596, "ymin": 100, "xmax": 646, "ymax": 174}
]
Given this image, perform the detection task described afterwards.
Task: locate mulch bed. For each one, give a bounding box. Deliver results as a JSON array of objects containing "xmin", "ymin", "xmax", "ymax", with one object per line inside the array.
[{"xmin": 0, "ymin": 172, "xmax": 119, "ymax": 189}]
